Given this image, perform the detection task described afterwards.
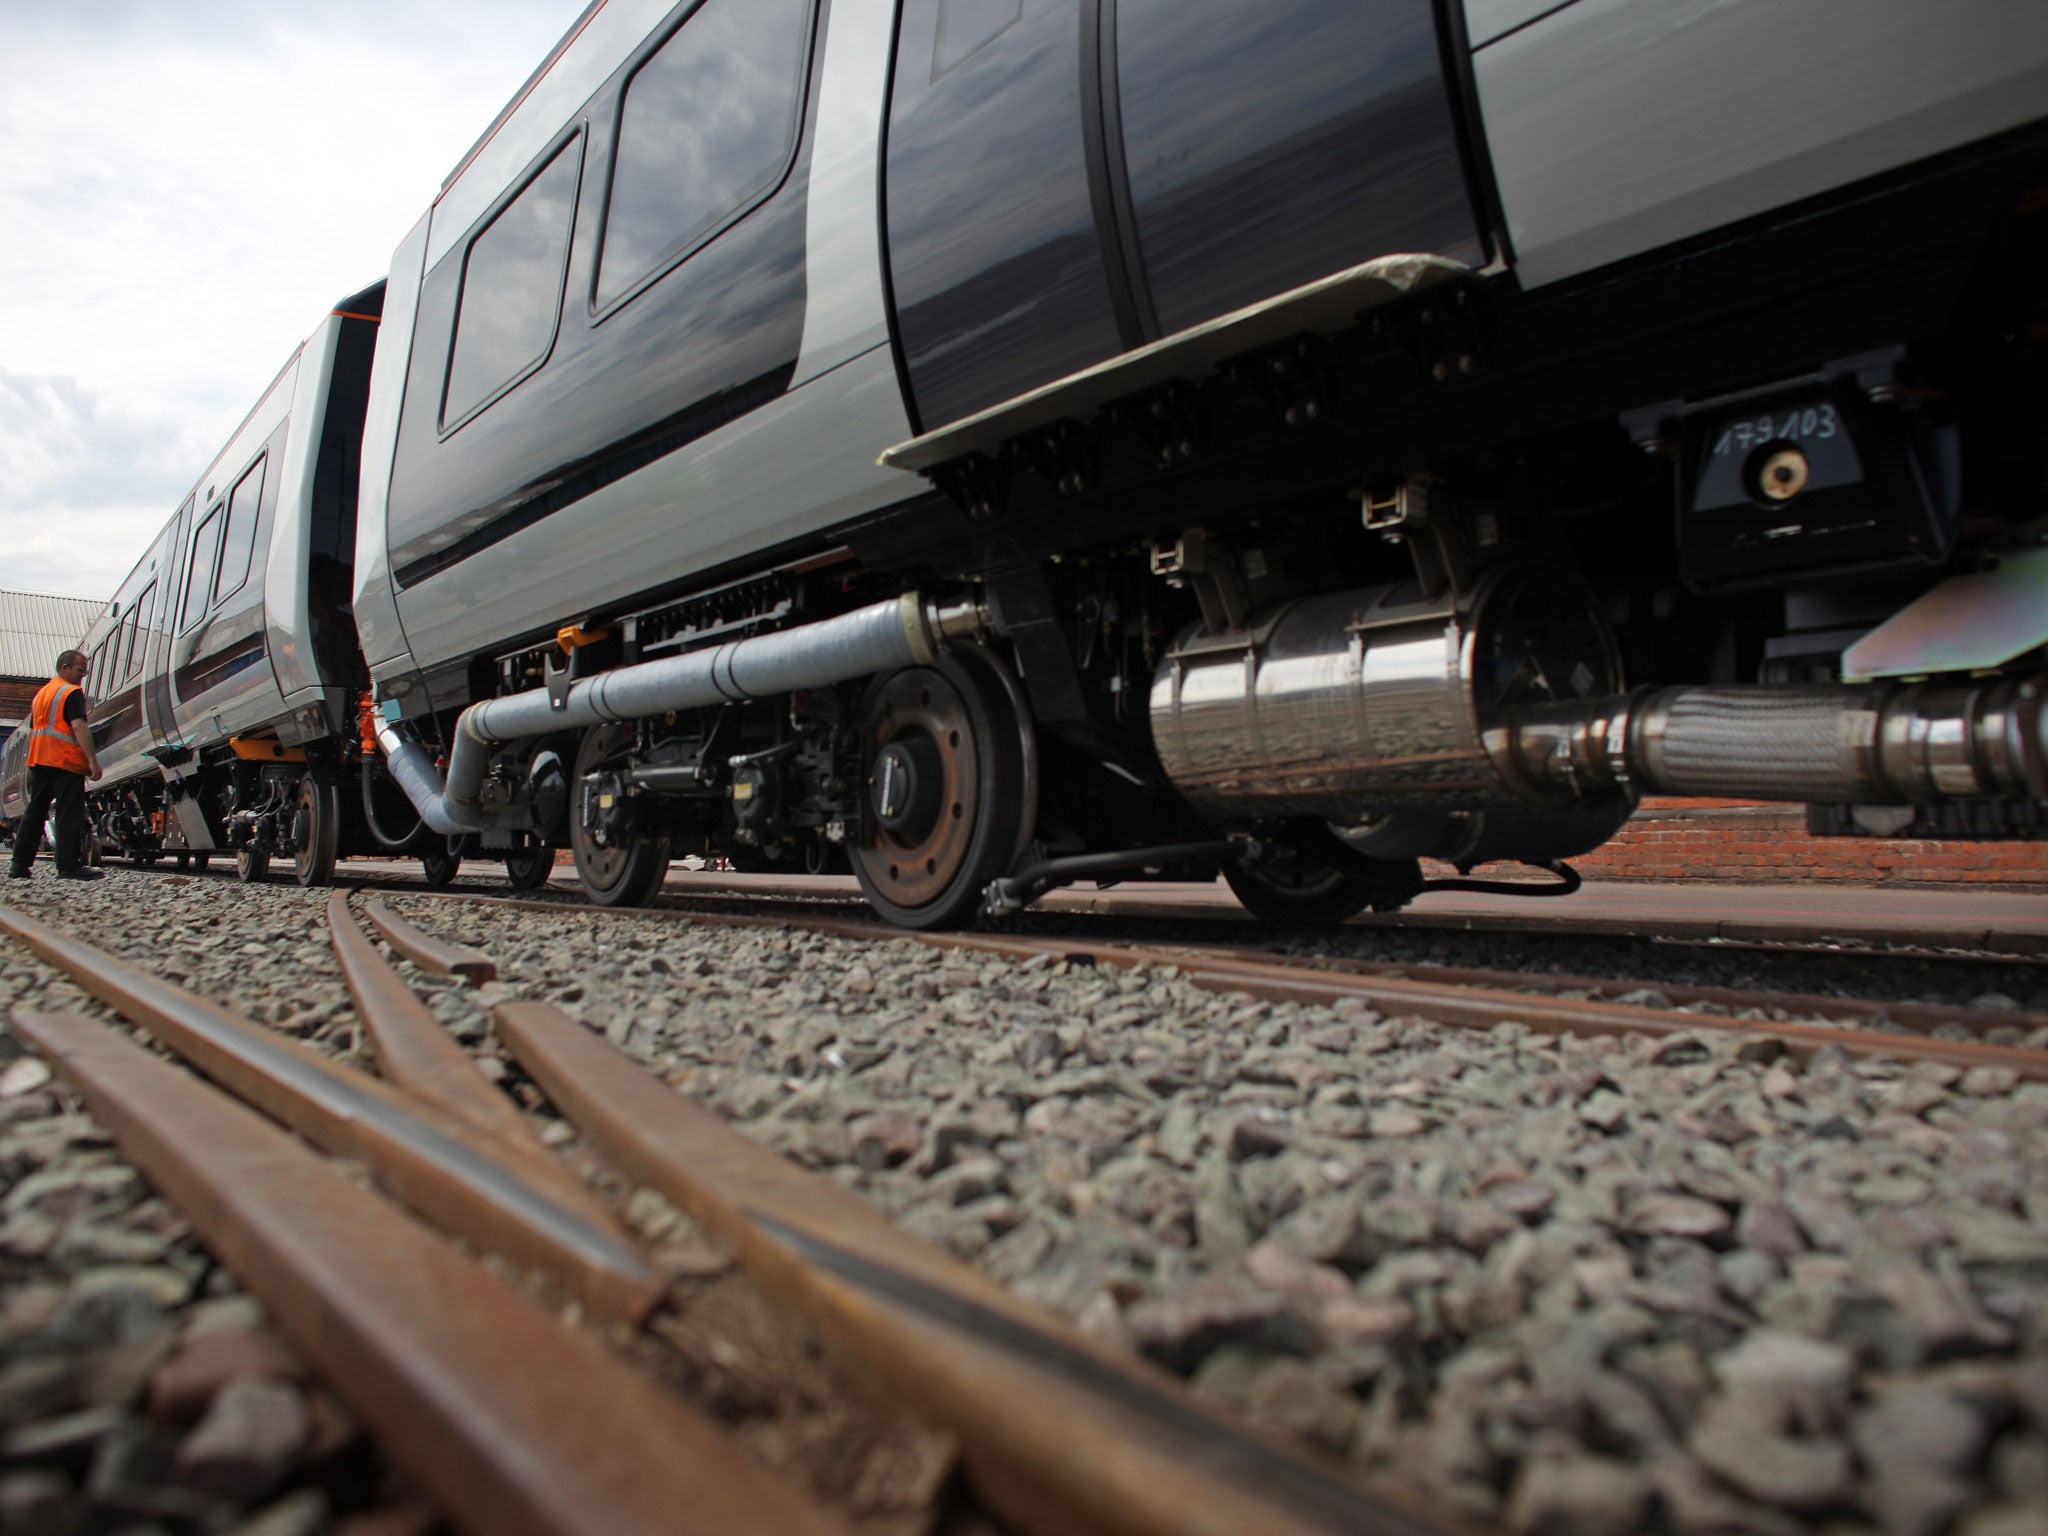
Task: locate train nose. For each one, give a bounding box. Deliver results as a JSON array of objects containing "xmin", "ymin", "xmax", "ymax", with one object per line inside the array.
[{"xmin": 870, "ymin": 738, "xmax": 944, "ymax": 840}]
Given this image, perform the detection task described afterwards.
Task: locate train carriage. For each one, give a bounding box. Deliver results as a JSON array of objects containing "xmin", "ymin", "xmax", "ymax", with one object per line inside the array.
[
  {"xmin": 59, "ymin": 294, "xmax": 383, "ymax": 881},
  {"xmin": 350, "ymin": 0, "xmax": 2048, "ymax": 927},
  {"xmin": 19, "ymin": 0, "xmax": 2048, "ymax": 926}
]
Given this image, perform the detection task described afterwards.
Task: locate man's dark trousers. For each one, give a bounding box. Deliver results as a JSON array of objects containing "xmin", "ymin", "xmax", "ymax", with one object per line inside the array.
[{"xmin": 10, "ymin": 765, "xmax": 86, "ymax": 875}]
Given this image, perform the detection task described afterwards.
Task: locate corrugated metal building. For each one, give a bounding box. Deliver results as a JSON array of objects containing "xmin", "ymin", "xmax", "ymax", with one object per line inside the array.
[{"xmin": 0, "ymin": 589, "xmax": 105, "ymax": 733}]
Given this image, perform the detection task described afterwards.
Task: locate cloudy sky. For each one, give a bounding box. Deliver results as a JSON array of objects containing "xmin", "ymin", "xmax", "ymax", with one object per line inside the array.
[{"xmin": 0, "ymin": 0, "xmax": 594, "ymax": 600}]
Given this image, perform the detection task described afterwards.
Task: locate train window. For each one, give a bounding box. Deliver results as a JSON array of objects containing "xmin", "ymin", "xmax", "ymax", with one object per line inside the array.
[
  {"xmin": 214, "ymin": 457, "xmax": 266, "ymax": 606},
  {"xmin": 594, "ymin": 0, "xmax": 812, "ymax": 312},
  {"xmin": 119, "ymin": 583, "xmax": 154, "ymax": 681},
  {"xmin": 116, "ymin": 605, "xmax": 135, "ymax": 681},
  {"xmin": 933, "ymin": 0, "xmax": 1019, "ymax": 78},
  {"xmin": 180, "ymin": 508, "xmax": 223, "ymax": 631},
  {"xmin": 442, "ymin": 134, "xmax": 584, "ymax": 429}
]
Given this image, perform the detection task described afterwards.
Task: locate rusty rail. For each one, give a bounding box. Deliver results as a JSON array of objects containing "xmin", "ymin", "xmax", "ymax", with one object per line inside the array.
[
  {"xmin": 11, "ymin": 1008, "xmax": 849, "ymax": 1536},
  {"xmin": 361, "ymin": 895, "xmax": 497, "ymax": 980},
  {"xmin": 493, "ymin": 998, "xmax": 1462, "ymax": 1536},
  {"xmin": 328, "ymin": 892, "xmax": 573, "ymax": 1165},
  {"xmin": 653, "ymin": 869, "xmax": 2048, "ymax": 961},
  {"xmin": 0, "ymin": 903, "xmax": 662, "ymax": 1322},
  {"xmin": 1165, "ymin": 942, "xmax": 2048, "ymax": 1041},
  {"xmin": 407, "ymin": 890, "xmax": 2048, "ymax": 1081}
]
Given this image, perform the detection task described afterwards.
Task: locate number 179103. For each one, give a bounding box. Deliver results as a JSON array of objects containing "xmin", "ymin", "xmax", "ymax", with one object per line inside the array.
[{"xmin": 1712, "ymin": 402, "xmax": 1838, "ymax": 457}]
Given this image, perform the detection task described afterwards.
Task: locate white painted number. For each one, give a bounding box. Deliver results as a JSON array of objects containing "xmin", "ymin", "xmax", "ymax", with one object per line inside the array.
[{"xmin": 1712, "ymin": 401, "xmax": 1838, "ymax": 456}]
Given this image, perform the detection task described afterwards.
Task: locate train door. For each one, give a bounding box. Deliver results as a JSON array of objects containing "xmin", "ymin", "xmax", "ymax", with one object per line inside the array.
[
  {"xmin": 883, "ymin": 0, "xmax": 1486, "ymax": 429},
  {"xmin": 1109, "ymin": 0, "xmax": 1484, "ymax": 333},
  {"xmin": 885, "ymin": 0, "xmax": 1127, "ymax": 431},
  {"xmin": 90, "ymin": 568, "xmax": 160, "ymax": 777},
  {"xmin": 167, "ymin": 434, "xmax": 285, "ymax": 741},
  {"xmin": 141, "ymin": 501, "xmax": 192, "ymax": 749}
]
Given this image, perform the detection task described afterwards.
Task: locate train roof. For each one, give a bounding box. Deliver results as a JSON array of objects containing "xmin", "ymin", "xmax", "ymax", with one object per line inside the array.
[{"xmin": 439, "ymin": 0, "xmax": 608, "ymax": 195}]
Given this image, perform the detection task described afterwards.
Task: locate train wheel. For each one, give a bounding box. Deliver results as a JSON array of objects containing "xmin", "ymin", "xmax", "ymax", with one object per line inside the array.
[
  {"xmin": 292, "ymin": 777, "xmax": 340, "ymax": 888},
  {"xmin": 235, "ymin": 845, "xmax": 270, "ymax": 883},
  {"xmin": 849, "ymin": 651, "xmax": 1031, "ymax": 930},
  {"xmin": 503, "ymin": 839, "xmax": 554, "ymax": 892},
  {"xmin": 420, "ymin": 841, "xmax": 463, "ymax": 888},
  {"xmin": 1223, "ymin": 828, "xmax": 1417, "ymax": 924},
  {"xmin": 571, "ymin": 723, "xmax": 670, "ymax": 907}
]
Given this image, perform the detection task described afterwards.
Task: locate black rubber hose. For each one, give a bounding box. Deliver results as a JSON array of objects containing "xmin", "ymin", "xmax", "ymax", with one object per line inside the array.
[
  {"xmin": 1417, "ymin": 860, "xmax": 1582, "ymax": 898},
  {"xmin": 360, "ymin": 758, "xmax": 438, "ymax": 854}
]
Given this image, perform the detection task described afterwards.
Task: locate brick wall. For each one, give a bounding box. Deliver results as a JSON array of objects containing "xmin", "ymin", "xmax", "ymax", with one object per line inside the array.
[
  {"xmin": 1559, "ymin": 798, "xmax": 2048, "ymax": 888},
  {"xmin": 0, "ymin": 678, "xmax": 36, "ymax": 731}
]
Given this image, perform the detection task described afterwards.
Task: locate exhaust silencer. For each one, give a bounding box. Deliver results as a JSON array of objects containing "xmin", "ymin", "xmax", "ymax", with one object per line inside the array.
[
  {"xmin": 1152, "ymin": 564, "xmax": 2046, "ymax": 833},
  {"xmin": 1150, "ymin": 566, "xmax": 1626, "ymax": 818}
]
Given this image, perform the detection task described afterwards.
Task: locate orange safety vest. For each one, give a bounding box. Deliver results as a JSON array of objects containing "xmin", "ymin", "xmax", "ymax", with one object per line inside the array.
[{"xmin": 27, "ymin": 679, "xmax": 88, "ymax": 774}]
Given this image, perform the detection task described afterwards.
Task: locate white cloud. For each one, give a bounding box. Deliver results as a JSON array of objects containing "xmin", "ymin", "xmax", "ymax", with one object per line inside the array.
[{"xmin": 0, "ymin": 0, "xmax": 593, "ymax": 599}]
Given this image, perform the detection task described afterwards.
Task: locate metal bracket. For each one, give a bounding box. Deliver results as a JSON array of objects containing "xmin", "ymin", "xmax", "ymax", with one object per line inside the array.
[
  {"xmin": 1149, "ymin": 530, "xmax": 1251, "ymax": 634},
  {"xmin": 933, "ymin": 453, "xmax": 1007, "ymax": 522},
  {"xmin": 1359, "ymin": 478, "xmax": 1468, "ymax": 602},
  {"xmin": 1380, "ymin": 284, "xmax": 1488, "ymax": 386},
  {"xmin": 1232, "ymin": 336, "xmax": 1334, "ymax": 428},
  {"xmin": 1119, "ymin": 383, "xmax": 1204, "ymax": 470},
  {"xmin": 1018, "ymin": 422, "xmax": 1100, "ymax": 497},
  {"xmin": 543, "ymin": 652, "xmax": 574, "ymax": 713}
]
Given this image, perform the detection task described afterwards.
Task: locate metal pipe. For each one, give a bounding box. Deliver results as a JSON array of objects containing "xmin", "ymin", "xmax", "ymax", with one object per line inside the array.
[
  {"xmin": 377, "ymin": 594, "xmax": 981, "ymax": 837},
  {"xmin": 1502, "ymin": 677, "xmax": 2048, "ymax": 805}
]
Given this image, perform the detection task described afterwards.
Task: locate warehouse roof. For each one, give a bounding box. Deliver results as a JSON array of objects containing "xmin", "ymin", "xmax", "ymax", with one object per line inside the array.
[{"xmin": 0, "ymin": 589, "xmax": 104, "ymax": 681}]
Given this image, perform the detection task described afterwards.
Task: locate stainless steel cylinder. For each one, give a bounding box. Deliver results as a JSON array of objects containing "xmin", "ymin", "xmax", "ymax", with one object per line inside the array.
[{"xmin": 1149, "ymin": 566, "xmax": 1621, "ymax": 818}]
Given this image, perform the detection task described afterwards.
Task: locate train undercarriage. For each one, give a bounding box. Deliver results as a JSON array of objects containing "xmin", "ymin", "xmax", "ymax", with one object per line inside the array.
[
  {"xmin": 71, "ymin": 132, "xmax": 2043, "ymax": 925},
  {"xmin": 352, "ymin": 137, "xmax": 2047, "ymax": 928}
]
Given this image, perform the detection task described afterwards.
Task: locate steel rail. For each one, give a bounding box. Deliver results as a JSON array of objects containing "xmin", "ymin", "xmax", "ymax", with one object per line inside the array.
[
  {"xmin": 491, "ymin": 998, "xmax": 1464, "ymax": 1536},
  {"xmin": 646, "ymin": 871, "xmax": 2048, "ymax": 962},
  {"xmin": 326, "ymin": 891, "xmax": 618, "ymax": 1215},
  {"xmin": 644, "ymin": 881, "xmax": 2048, "ymax": 1039},
  {"xmin": 407, "ymin": 890, "xmax": 2048, "ymax": 1080},
  {"xmin": 0, "ymin": 903, "xmax": 663, "ymax": 1323},
  {"xmin": 10, "ymin": 1008, "xmax": 851, "ymax": 1536},
  {"xmin": 1130, "ymin": 941, "xmax": 2048, "ymax": 1042},
  {"xmin": 360, "ymin": 895, "xmax": 498, "ymax": 980}
]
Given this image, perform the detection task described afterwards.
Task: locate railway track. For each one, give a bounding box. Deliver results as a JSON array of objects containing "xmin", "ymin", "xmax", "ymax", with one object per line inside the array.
[
  {"xmin": 0, "ymin": 892, "xmax": 1461, "ymax": 1536},
  {"xmin": 3, "ymin": 870, "xmax": 2046, "ymax": 1535},
  {"xmin": 409, "ymin": 887, "xmax": 2048, "ymax": 1079},
  {"xmin": 630, "ymin": 870, "xmax": 2048, "ymax": 965}
]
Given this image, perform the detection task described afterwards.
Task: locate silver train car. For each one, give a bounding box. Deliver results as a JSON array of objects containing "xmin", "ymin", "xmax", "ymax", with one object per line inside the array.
[
  {"xmin": 53, "ymin": 295, "xmax": 386, "ymax": 881},
  {"xmin": 31, "ymin": 0, "xmax": 2048, "ymax": 925}
]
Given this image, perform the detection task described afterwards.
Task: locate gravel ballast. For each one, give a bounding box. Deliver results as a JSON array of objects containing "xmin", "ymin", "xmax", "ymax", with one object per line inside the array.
[{"xmin": 2, "ymin": 867, "xmax": 2045, "ymax": 1536}]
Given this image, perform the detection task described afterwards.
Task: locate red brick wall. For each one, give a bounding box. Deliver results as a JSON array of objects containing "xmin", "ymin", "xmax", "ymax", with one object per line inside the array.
[
  {"xmin": 1560, "ymin": 798, "xmax": 2048, "ymax": 888},
  {"xmin": 0, "ymin": 678, "xmax": 37, "ymax": 729}
]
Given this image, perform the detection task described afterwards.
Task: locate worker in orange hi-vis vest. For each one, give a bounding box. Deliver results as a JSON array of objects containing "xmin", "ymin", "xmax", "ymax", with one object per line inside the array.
[{"xmin": 8, "ymin": 649, "xmax": 103, "ymax": 882}]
